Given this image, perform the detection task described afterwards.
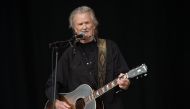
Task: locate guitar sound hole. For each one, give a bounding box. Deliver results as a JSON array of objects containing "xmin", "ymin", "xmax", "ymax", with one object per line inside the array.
[{"xmin": 75, "ymin": 98, "xmax": 85, "ymax": 109}]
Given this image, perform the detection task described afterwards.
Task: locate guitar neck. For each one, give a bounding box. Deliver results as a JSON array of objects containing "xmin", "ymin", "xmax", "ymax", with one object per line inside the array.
[
  {"xmin": 91, "ymin": 78, "xmax": 119, "ymax": 100},
  {"xmin": 86, "ymin": 64, "xmax": 147, "ymax": 102}
]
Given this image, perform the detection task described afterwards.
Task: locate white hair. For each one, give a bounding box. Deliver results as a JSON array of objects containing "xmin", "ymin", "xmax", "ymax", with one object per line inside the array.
[{"xmin": 69, "ymin": 6, "xmax": 98, "ymax": 29}]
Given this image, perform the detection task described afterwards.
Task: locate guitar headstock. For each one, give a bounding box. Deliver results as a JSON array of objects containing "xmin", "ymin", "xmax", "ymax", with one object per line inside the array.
[{"xmin": 127, "ymin": 64, "xmax": 148, "ymax": 79}]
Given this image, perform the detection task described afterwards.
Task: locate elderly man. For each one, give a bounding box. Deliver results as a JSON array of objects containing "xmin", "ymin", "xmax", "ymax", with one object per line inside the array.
[{"xmin": 45, "ymin": 6, "xmax": 130, "ymax": 109}]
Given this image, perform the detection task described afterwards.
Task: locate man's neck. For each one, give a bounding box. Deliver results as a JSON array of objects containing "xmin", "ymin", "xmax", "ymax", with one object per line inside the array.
[{"xmin": 79, "ymin": 36, "xmax": 94, "ymax": 44}]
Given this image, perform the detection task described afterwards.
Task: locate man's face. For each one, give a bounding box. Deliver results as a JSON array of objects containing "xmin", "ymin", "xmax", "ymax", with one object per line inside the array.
[{"xmin": 73, "ymin": 12, "xmax": 95, "ymax": 42}]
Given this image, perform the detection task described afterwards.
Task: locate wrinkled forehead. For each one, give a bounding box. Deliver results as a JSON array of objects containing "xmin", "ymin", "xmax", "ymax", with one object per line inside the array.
[
  {"xmin": 73, "ymin": 12, "xmax": 92, "ymax": 20},
  {"xmin": 73, "ymin": 12, "xmax": 94, "ymax": 24}
]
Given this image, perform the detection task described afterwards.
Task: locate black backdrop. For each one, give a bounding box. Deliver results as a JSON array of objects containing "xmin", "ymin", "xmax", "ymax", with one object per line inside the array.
[{"xmin": 1, "ymin": 0, "xmax": 184, "ymax": 109}]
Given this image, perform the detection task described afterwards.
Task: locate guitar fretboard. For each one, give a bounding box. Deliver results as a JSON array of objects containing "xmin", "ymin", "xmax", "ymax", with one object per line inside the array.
[
  {"xmin": 85, "ymin": 78, "xmax": 118, "ymax": 102},
  {"xmin": 84, "ymin": 64, "xmax": 147, "ymax": 103}
]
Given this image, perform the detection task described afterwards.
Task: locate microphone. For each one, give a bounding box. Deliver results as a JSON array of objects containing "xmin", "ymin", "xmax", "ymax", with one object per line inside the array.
[{"xmin": 75, "ymin": 32, "xmax": 85, "ymax": 39}]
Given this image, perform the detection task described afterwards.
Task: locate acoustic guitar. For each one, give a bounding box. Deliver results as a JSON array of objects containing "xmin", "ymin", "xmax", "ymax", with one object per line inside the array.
[{"xmin": 44, "ymin": 64, "xmax": 147, "ymax": 109}]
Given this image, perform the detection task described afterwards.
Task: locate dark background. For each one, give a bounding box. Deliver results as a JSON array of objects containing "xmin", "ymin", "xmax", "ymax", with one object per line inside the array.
[{"xmin": 1, "ymin": 0, "xmax": 184, "ymax": 109}]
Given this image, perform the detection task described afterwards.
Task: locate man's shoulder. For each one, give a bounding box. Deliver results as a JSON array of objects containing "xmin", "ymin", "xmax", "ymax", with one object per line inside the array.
[
  {"xmin": 98, "ymin": 38, "xmax": 116, "ymax": 44},
  {"xmin": 98, "ymin": 38, "xmax": 119, "ymax": 50},
  {"xmin": 58, "ymin": 46, "xmax": 73, "ymax": 58}
]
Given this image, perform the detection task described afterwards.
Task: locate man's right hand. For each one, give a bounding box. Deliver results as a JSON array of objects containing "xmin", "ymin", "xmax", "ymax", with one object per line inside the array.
[{"xmin": 55, "ymin": 99, "xmax": 71, "ymax": 109}]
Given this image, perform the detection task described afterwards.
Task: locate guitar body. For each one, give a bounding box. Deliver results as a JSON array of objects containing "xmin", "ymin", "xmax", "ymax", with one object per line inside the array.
[{"xmin": 45, "ymin": 84, "xmax": 96, "ymax": 109}]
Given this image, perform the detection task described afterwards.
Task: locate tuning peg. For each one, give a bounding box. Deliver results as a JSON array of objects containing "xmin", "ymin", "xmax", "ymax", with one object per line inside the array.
[
  {"xmin": 136, "ymin": 76, "xmax": 139, "ymax": 79},
  {"xmin": 144, "ymin": 74, "xmax": 147, "ymax": 76}
]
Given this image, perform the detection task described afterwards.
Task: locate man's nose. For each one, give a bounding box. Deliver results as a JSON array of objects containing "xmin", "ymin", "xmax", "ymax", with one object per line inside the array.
[{"xmin": 82, "ymin": 24, "xmax": 87, "ymax": 29}]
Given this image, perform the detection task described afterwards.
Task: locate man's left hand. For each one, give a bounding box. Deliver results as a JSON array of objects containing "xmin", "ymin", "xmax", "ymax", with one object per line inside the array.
[{"xmin": 117, "ymin": 73, "xmax": 130, "ymax": 90}]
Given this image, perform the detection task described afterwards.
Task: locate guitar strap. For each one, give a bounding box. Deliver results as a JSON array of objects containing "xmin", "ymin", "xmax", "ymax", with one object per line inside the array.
[{"xmin": 97, "ymin": 38, "xmax": 107, "ymax": 88}]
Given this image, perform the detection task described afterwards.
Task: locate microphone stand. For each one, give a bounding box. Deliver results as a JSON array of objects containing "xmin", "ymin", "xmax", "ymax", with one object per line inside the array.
[
  {"xmin": 49, "ymin": 38, "xmax": 75, "ymax": 109},
  {"xmin": 52, "ymin": 46, "xmax": 58, "ymax": 109}
]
